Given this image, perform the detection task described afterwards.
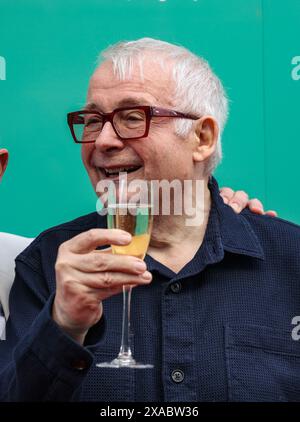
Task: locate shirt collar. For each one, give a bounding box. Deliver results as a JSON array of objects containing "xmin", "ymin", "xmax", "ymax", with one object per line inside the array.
[
  {"xmin": 208, "ymin": 176, "xmax": 265, "ymax": 260},
  {"xmin": 145, "ymin": 176, "xmax": 265, "ymax": 277}
]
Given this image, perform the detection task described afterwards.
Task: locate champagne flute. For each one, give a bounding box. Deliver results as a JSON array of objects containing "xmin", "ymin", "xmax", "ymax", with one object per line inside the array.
[{"xmin": 96, "ymin": 177, "xmax": 153, "ymax": 368}]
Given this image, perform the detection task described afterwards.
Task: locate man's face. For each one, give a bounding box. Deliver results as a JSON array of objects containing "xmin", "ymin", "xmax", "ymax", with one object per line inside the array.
[
  {"xmin": 0, "ymin": 149, "xmax": 8, "ymax": 180},
  {"xmin": 81, "ymin": 57, "xmax": 200, "ymax": 192}
]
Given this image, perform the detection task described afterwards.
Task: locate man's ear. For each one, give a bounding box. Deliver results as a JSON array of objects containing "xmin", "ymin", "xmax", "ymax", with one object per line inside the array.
[
  {"xmin": 192, "ymin": 116, "xmax": 219, "ymax": 163},
  {"xmin": 0, "ymin": 149, "xmax": 9, "ymax": 178}
]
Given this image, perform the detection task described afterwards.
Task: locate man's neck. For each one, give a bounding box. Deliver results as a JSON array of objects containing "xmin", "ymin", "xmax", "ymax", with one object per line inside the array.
[{"xmin": 148, "ymin": 180, "xmax": 211, "ymax": 273}]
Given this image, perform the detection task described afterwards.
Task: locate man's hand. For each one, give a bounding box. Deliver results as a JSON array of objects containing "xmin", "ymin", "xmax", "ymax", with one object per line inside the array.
[
  {"xmin": 220, "ymin": 187, "xmax": 277, "ymax": 217},
  {"xmin": 53, "ymin": 229, "xmax": 152, "ymax": 344}
]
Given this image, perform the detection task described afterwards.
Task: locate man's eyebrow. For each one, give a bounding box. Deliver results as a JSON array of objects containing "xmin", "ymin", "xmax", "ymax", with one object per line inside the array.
[
  {"xmin": 83, "ymin": 97, "xmax": 151, "ymax": 112},
  {"xmin": 83, "ymin": 102, "xmax": 100, "ymax": 111},
  {"xmin": 116, "ymin": 97, "xmax": 151, "ymax": 108}
]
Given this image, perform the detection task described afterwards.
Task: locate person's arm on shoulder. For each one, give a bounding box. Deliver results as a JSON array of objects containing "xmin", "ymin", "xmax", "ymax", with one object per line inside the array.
[{"xmin": 220, "ymin": 187, "xmax": 277, "ymax": 216}]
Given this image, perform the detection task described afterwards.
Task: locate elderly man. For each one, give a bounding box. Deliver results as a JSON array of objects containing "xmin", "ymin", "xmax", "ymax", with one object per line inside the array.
[{"xmin": 1, "ymin": 38, "xmax": 297, "ymax": 403}]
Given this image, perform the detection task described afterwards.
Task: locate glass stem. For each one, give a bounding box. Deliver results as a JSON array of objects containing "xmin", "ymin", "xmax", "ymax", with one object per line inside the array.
[{"xmin": 118, "ymin": 285, "xmax": 133, "ymax": 361}]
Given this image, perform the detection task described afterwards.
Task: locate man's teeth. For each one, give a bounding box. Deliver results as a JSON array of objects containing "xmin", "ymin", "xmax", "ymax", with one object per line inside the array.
[{"xmin": 102, "ymin": 166, "xmax": 141, "ymax": 176}]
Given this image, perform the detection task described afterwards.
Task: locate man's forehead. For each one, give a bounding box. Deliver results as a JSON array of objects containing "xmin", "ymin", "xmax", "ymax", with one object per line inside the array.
[
  {"xmin": 91, "ymin": 56, "xmax": 172, "ymax": 83},
  {"xmin": 87, "ymin": 58, "xmax": 174, "ymax": 107}
]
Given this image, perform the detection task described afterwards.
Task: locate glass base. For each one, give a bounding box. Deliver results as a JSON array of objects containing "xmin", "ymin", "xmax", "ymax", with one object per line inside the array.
[{"xmin": 96, "ymin": 354, "xmax": 153, "ymax": 369}]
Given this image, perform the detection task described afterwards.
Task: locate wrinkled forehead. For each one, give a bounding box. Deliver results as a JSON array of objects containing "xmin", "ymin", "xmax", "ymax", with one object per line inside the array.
[{"xmin": 88, "ymin": 55, "xmax": 175, "ymax": 106}]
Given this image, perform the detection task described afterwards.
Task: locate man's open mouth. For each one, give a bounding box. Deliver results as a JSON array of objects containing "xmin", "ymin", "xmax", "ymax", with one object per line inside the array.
[{"xmin": 99, "ymin": 165, "xmax": 143, "ymax": 178}]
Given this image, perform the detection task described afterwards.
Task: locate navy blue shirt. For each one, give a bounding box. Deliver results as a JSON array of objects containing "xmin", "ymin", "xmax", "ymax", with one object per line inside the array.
[{"xmin": 1, "ymin": 177, "xmax": 300, "ymax": 402}]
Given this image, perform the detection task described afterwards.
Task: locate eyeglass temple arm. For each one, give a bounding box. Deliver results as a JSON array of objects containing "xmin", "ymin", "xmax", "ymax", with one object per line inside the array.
[{"xmin": 150, "ymin": 107, "xmax": 200, "ymax": 120}]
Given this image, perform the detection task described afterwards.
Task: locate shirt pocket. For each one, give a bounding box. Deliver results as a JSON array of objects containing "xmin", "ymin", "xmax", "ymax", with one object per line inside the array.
[{"xmin": 225, "ymin": 324, "xmax": 300, "ymax": 402}]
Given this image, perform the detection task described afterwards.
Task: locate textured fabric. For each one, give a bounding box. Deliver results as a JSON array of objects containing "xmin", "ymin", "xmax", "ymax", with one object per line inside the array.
[{"xmin": 0, "ymin": 177, "xmax": 300, "ymax": 402}]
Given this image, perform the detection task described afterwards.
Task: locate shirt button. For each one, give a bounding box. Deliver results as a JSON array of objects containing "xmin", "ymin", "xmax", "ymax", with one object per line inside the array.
[
  {"xmin": 171, "ymin": 369, "xmax": 185, "ymax": 383},
  {"xmin": 170, "ymin": 282, "xmax": 182, "ymax": 293},
  {"xmin": 71, "ymin": 358, "xmax": 88, "ymax": 370}
]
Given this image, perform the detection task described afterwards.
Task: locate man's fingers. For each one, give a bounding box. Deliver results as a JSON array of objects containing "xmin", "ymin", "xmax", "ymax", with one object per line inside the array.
[
  {"xmin": 228, "ymin": 190, "xmax": 249, "ymax": 213},
  {"xmin": 70, "ymin": 268, "xmax": 152, "ymax": 289},
  {"xmin": 71, "ymin": 250, "xmax": 147, "ymax": 274},
  {"xmin": 87, "ymin": 284, "xmax": 139, "ymax": 301},
  {"xmin": 220, "ymin": 187, "xmax": 251, "ymax": 212},
  {"xmin": 63, "ymin": 229, "xmax": 132, "ymax": 254},
  {"xmin": 219, "ymin": 187, "xmax": 235, "ymax": 204},
  {"xmin": 247, "ymin": 198, "xmax": 265, "ymax": 215},
  {"xmin": 265, "ymin": 210, "xmax": 278, "ymax": 217},
  {"xmin": 220, "ymin": 188, "xmax": 276, "ymax": 216}
]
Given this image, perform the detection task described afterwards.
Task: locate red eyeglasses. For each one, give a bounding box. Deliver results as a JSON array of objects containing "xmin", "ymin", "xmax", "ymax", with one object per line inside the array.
[{"xmin": 67, "ymin": 105, "xmax": 200, "ymax": 143}]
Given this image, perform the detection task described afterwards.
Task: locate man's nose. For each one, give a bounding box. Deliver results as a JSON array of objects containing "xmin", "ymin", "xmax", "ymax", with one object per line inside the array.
[{"xmin": 94, "ymin": 120, "xmax": 125, "ymax": 153}]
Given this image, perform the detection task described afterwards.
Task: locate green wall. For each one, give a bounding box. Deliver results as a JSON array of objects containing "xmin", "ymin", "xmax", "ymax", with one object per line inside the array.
[{"xmin": 0, "ymin": 0, "xmax": 299, "ymax": 237}]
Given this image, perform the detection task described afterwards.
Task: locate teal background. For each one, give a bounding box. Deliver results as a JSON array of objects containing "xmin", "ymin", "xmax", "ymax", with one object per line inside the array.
[{"xmin": 0, "ymin": 0, "xmax": 299, "ymax": 237}]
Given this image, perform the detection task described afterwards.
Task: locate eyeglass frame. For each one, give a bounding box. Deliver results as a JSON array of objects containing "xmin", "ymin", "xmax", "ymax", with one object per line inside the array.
[{"xmin": 67, "ymin": 105, "xmax": 200, "ymax": 143}]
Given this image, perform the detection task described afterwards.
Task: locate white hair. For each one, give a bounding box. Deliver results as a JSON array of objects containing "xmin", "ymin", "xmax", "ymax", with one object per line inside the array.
[{"xmin": 98, "ymin": 38, "xmax": 229, "ymax": 175}]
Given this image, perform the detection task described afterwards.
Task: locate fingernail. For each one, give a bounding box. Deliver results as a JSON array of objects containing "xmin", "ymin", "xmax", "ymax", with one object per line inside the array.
[
  {"xmin": 223, "ymin": 197, "xmax": 229, "ymax": 204},
  {"xmin": 119, "ymin": 232, "xmax": 132, "ymax": 243},
  {"xmin": 134, "ymin": 261, "xmax": 147, "ymax": 272},
  {"xmin": 231, "ymin": 202, "xmax": 240, "ymax": 213},
  {"xmin": 141, "ymin": 271, "xmax": 152, "ymax": 281},
  {"xmin": 266, "ymin": 210, "xmax": 277, "ymax": 217},
  {"xmin": 252, "ymin": 207, "xmax": 263, "ymax": 214}
]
